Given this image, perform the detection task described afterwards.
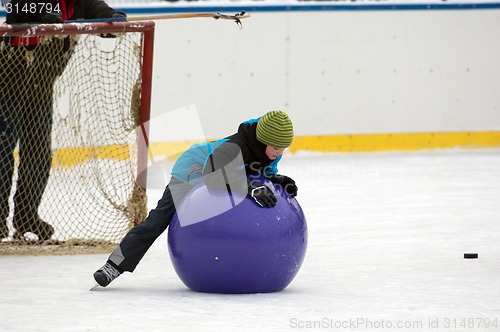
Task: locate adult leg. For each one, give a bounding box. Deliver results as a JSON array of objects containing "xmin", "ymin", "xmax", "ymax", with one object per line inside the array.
[
  {"xmin": 13, "ymin": 90, "xmax": 54, "ymax": 240},
  {"xmin": 0, "ymin": 92, "xmax": 20, "ymax": 238}
]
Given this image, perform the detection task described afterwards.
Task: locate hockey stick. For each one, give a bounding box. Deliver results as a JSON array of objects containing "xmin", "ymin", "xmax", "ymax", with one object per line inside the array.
[
  {"xmin": 127, "ymin": 11, "xmax": 250, "ymax": 28},
  {"xmin": 7, "ymin": 11, "xmax": 249, "ymax": 31},
  {"xmin": 6, "ymin": 11, "xmax": 249, "ymax": 35}
]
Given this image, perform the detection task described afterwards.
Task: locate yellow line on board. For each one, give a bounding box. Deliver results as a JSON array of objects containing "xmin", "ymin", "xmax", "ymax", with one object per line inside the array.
[
  {"xmin": 148, "ymin": 131, "xmax": 500, "ymax": 158},
  {"xmin": 287, "ymin": 131, "xmax": 500, "ymax": 153},
  {"xmin": 50, "ymin": 144, "xmax": 132, "ymax": 167},
  {"xmin": 18, "ymin": 131, "xmax": 498, "ymax": 168}
]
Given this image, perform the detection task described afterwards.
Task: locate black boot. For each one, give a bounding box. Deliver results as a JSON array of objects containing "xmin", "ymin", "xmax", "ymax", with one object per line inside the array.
[
  {"xmin": 13, "ymin": 217, "xmax": 54, "ymax": 241},
  {"xmin": 94, "ymin": 261, "xmax": 122, "ymax": 287},
  {"xmin": 0, "ymin": 222, "xmax": 8, "ymax": 239}
]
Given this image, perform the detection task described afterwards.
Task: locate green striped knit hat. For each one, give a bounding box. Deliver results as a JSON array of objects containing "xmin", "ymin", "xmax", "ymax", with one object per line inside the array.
[{"xmin": 256, "ymin": 110, "xmax": 294, "ymax": 148}]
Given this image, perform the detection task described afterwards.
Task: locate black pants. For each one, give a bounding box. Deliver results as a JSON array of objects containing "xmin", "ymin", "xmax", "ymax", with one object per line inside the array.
[
  {"xmin": 109, "ymin": 178, "xmax": 192, "ymax": 272},
  {"xmin": 0, "ymin": 42, "xmax": 66, "ymax": 227},
  {"xmin": 0, "ymin": 91, "xmax": 53, "ymax": 224}
]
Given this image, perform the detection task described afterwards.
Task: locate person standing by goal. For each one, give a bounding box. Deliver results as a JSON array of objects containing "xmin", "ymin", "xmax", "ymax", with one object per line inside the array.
[{"xmin": 0, "ymin": 0, "xmax": 126, "ymax": 241}]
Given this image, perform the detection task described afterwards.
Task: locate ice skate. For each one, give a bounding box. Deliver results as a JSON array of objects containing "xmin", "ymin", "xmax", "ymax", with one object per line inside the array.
[{"xmin": 93, "ymin": 262, "xmax": 122, "ymax": 288}]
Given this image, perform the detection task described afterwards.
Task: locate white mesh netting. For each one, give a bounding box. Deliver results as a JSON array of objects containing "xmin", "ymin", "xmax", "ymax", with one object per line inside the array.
[{"xmin": 0, "ymin": 26, "xmax": 151, "ymax": 254}]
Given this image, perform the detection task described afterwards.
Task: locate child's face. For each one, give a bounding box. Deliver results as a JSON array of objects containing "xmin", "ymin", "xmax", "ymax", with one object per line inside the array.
[{"xmin": 265, "ymin": 146, "xmax": 285, "ymax": 160}]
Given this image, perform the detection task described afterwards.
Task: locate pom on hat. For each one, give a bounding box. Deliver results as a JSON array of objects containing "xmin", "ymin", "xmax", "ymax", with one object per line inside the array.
[{"xmin": 256, "ymin": 110, "xmax": 294, "ymax": 148}]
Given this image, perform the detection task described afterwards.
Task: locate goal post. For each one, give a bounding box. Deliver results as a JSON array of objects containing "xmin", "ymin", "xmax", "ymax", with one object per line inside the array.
[{"xmin": 0, "ymin": 21, "xmax": 155, "ymax": 252}]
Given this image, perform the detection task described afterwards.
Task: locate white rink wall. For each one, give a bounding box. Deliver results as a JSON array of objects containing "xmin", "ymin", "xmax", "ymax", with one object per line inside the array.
[
  {"xmin": 144, "ymin": 5, "xmax": 500, "ymax": 142},
  {"xmin": 2, "ymin": 3, "xmax": 500, "ymax": 142}
]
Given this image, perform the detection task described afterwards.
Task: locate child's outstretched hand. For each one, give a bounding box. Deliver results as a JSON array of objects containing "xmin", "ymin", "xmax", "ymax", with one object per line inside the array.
[{"xmin": 248, "ymin": 181, "xmax": 277, "ymax": 208}]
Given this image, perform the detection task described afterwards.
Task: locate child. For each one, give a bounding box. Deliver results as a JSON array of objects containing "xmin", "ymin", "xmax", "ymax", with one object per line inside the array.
[{"xmin": 93, "ymin": 110, "xmax": 298, "ymax": 287}]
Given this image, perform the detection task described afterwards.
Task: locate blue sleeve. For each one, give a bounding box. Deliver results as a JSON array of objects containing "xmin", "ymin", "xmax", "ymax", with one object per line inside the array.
[{"xmin": 171, "ymin": 139, "xmax": 228, "ymax": 184}]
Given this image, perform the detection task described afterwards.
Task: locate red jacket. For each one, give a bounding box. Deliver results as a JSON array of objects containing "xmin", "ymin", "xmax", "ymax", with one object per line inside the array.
[
  {"xmin": 5, "ymin": 0, "xmax": 124, "ymax": 46},
  {"xmin": 6, "ymin": 0, "xmax": 122, "ymax": 24}
]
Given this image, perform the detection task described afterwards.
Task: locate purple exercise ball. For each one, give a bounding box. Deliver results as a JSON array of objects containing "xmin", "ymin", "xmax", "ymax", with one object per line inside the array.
[{"xmin": 167, "ymin": 178, "xmax": 308, "ymax": 294}]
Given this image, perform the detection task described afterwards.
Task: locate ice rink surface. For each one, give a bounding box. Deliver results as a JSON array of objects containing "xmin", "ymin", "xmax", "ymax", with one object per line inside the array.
[{"xmin": 1, "ymin": 149, "xmax": 500, "ymax": 331}]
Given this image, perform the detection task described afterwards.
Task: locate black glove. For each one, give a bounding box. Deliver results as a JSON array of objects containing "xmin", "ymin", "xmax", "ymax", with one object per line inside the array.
[
  {"xmin": 267, "ymin": 174, "xmax": 298, "ymax": 197},
  {"xmin": 39, "ymin": 13, "xmax": 63, "ymax": 24},
  {"xmin": 112, "ymin": 12, "xmax": 127, "ymax": 19},
  {"xmin": 100, "ymin": 13, "xmax": 127, "ymax": 38},
  {"xmin": 248, "ymin": 181, "xmax": 277, "ymax": 208}
]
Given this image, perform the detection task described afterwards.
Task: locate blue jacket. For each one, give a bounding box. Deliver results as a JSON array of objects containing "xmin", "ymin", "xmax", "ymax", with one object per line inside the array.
[{"xmin": 171, "ymin": 118, "xmax": 281, "ymax": 185}]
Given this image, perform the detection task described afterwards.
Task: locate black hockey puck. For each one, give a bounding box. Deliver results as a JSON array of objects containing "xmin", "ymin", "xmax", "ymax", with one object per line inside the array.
[{"xmin": 464, "ymin": 253, "xmax": 478, "ymax": 259}]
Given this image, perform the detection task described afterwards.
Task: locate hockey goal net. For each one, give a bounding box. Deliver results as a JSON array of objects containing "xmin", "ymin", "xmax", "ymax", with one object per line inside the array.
[{"xmin": 0, "ymin": 21, "xmax": 154, "ymax": 254}]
